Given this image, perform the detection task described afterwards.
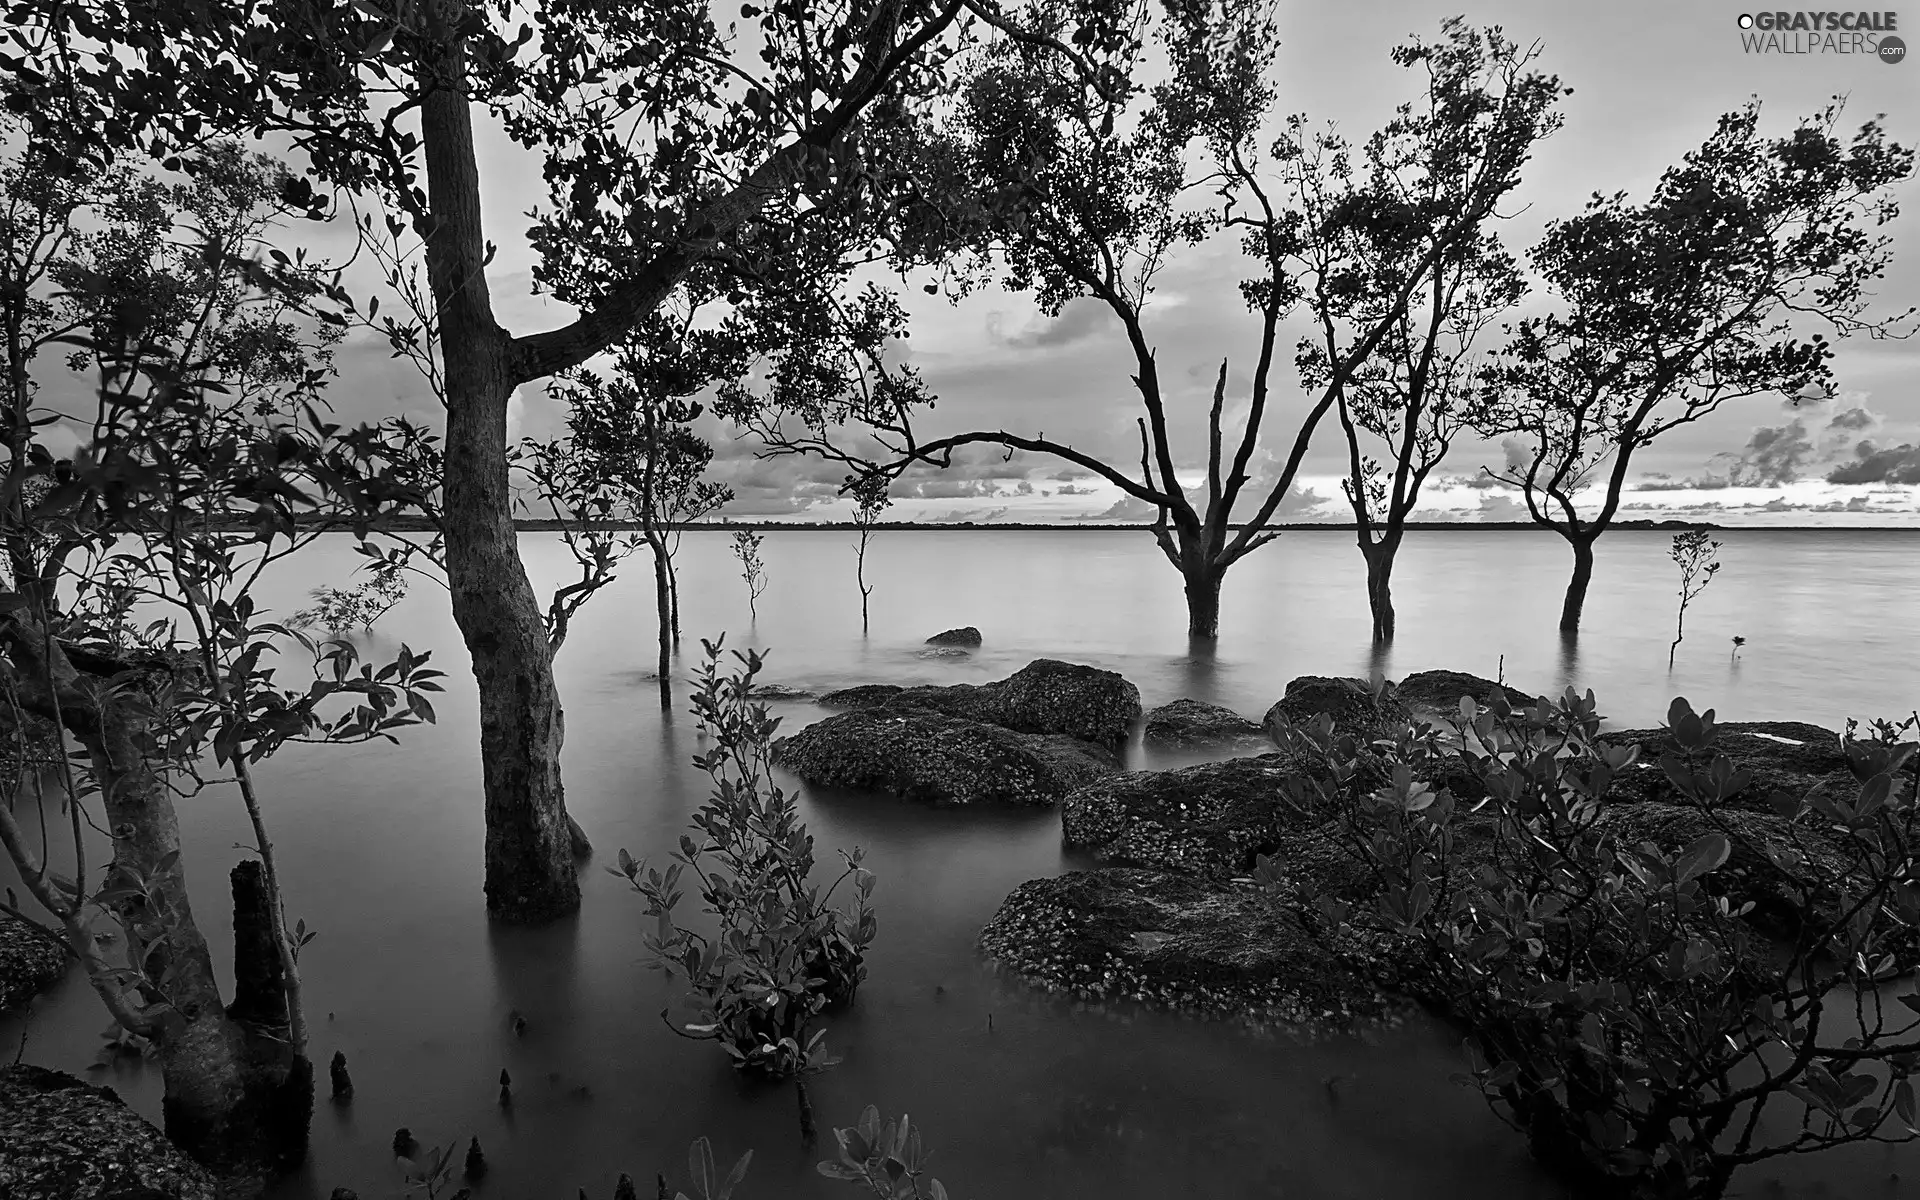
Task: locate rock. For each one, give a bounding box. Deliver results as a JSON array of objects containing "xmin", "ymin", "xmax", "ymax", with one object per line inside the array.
[
  {"xmin": 747, "ymin": 683, "xmax": 816, "ymax": 701},
  {"xmin": 0, "ymin": 910, "xmax": 66, "ymax": 1012},
  {"xmin": 818, "ymin": 683, "xmax": 909, "ymax": 709},
  {"xmin": 1392, "ymin": 670, "xmax": 1544, "ymax": 726},
  {"xmin": 1140, "ymin": 698, "xmax": 1266, "ymax": 750},
  {"xmin": 1062, "ymin": 754, "xmax": 1330, "ymax": 875},
  {"xmin": 925, "ymin": 626, "xmax": 983, "ymax": 647},
  {"xmin": 990, "ymin": 659, "xmax": 1143, "ymax": 748},
  {"xmin": 1594, "ymin": 802, "xmax": 1854, "ymax": 942},
  {"xmin": 0, "ymin": 1064, "xmax": 218, "ymax": 1200},
  {"xmin": 916, "ymin": 647, "xmax": 970, "ymax": 660},
  {"xmin": 1598, "ymin": 721, "xmax": 1857, "ymax": 813},
  {"xmin": 1264, "ymin": 676, "xmax": 1410, "ymax": 744},
  {"xmin": 772, "ymin": 707, "xmax": 1121, "ymax": 806},
  {"xmin": 978, "ymin": 869, "xmax": 1407, "ymax": 1032},
  {"xmin": 815, "ymin": 659, "xmax": 1142, "ymax": 749}
]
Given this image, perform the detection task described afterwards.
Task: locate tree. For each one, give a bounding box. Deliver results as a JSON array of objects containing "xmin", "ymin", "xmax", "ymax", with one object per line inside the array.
[
  {"xmin": 755, "ymin": 10, "xmax": 1561, "ymax": 639},
  {"xmin": 848, "ymin": 472, "xmax": 890, "ymax": 634},
  {"xmin": 1, "ymin": 0, "xmax": 1127, "ymax": 922},
  {"xmin": 1667, "ymin": 529, "xmax": 1721, "ymax": 669},
  {"xmin": 1474, "ymin": 100, "xmax": 1915, "ymax": 637},
  {"xmin": 732, "ymin": 530, "xmax": 768, "ymax": 622},
  {"xmin": 557, "ymin": 351, "xmax": 733, "ymax": 710},
  {"xmin": 1302, "ymin": 34, "xmax": 1538, "ymax": 643},
  {"xmin": 0, "ymin": 140, "xmax": 440, "ymax": 1185}
]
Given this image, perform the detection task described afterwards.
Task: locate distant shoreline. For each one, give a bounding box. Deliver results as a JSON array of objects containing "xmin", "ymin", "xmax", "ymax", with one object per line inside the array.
[{"xmin": 308, "ymin": 516, "xmax": 1919, "ymax": 534}]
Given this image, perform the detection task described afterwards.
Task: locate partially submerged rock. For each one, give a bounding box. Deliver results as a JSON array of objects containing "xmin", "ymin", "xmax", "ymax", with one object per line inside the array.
[
  {"xmin": 979, "ymin": 869, "xmax": 1406, "ymax": 1032},
  {"xmin": 0, "ymin": 1063, "xmax": 217, "ymax": 1200},
  {"xmin": 0, "ymin": 911, "xmax": 65, "ymax": 1012},
  {"xmin": 1140, "ymin": 699, "xmax": 1266, "ymax": 750},
  {"xmin": 1062, "ymin": 754, "xmax": 1325, "ymax": 875},
  {"xmin": 1599, "ymin": 721, "xmax": 1856, "ymax": 812},
  {"xmin": 814, "ymin": 659, "xmax": 1142, "ymax": 749},
  {"xmin": 916, "ymin": 647, "xmax": 970, "ymax": 660},
  {"xmin": 1393, "ymin": 669, "xmax": 1544, "ymax": 726},
  {"xmin": 747, "ymin": 683, "xmax": 816, "ymax": 701},
  {"xmin": 771, "ymin": 706, "xmax": 1120, "ymax": 806},
  {"xmin": 1263, "ymin": 676, "xmax": 1410, "ymax": 744},
  {"xmin": 925, "ymin": 626, "xmax": 983, "ymax": 647}
]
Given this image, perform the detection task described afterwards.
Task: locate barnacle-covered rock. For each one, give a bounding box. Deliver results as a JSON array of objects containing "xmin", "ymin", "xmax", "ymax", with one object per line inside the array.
[
  {"xmin": 817, "ymin": 659, "xmax": 1142, "ymax": 749},
  {"xmin": 0, "ymin": 912, "xmax": 65, "ymax": 1012},
  {"xmin": 1140, "ymin": 698, "xmax": 1267, "ymax": 751},
  {"xmin": 0, "ymin": 1063, "xmax": 217, "ymax": 1200},
  {"xmin": 771, "ymin": 706, "xmax": 1120, "ymax": 806},
  {"xmin": 979, "ymin": 869, "xmax": 1408, "ymax": 1034}
]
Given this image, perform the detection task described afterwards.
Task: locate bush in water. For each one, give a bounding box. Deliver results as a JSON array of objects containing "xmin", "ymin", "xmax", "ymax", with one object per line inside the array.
[
  {"xmin": 1270, "ymin": 688, "xmax": 1920, "ymax": 1200},
  {"xmin": 611, "ymin": 637, "xmax": 877, "ymax": 1080}
]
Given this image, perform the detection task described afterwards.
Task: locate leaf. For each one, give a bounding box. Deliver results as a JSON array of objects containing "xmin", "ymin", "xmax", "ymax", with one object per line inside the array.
[{"xmin": 1674, "ymin": 833, "xmax": 1732, "ymax": 883}]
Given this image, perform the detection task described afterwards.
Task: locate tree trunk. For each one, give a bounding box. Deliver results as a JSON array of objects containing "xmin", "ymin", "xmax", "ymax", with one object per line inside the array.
[
  {"xmin": 85, "ymin": 709, "xmax": 310, "ymax": 1186},
  {"xmin": 1558, "ymin": 534, "xmax": 1598, "ymax": 634},
  {"xmin": 1362, "ymin": 541, "xmax": 1398, "ymax": 645},
  {"xmin": 422, "ymin": 30, "xmax": 578, "ymax": 924},
  {"xmin": 652, "ymin": 542, "xmax": 672, "ymax": 712},
  {"xmin": 1182, "ymin": 568, "xmax": 1223, "ymax": 639},
  {"xmin": 667, "ymin": 555, "xmax": 681, "ymax": 643}
]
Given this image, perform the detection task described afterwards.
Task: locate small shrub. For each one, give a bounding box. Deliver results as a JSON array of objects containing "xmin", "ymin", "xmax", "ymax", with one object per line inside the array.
[
  {"xmin": 1270, "ymin": 689, "xmax": 1920, "ymax": 1200},
  {"xmin": 731, "ymin": 530, "xmax": 767, "ymax": 621},
  {"xmin": 1668, "ymin": 530, "xmax": 1722, "ymax": 667},
  {"xmin": 611, "ymin": 637, "xmax": 878, "ymax": 1080}
]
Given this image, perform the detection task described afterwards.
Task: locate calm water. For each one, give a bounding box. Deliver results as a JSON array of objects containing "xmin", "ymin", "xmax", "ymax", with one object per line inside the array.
[{"xmin": 4, "ymin": 528, "xmax": 1917, "ymax": 1200}]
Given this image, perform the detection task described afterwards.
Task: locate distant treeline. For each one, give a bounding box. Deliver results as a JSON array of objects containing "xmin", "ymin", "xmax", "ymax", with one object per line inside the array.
[{"xmin": 264, "ymin": 514, "xmax": 1724, "ymax": 533}]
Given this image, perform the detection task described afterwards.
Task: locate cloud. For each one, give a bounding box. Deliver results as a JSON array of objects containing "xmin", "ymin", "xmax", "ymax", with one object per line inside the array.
[
  {"xmin": 1055, "ymin": 482, "xmax": 1096, "ymax": 495},
  {"xmin": 1720, "ymin": 418, "xmax": 1816, "ymax": 486},
  {"xmin": 1635, "ymin": 472, "xmax": 1732, "ymax": 491},
  {"xmin": 1827, "ymin": 442, "xmax": 1920, "ymax": 485},
  {"xmin": 1474, "ymin": 493, "xmax": 1531, "ymax": 521},
  {"xmin": 989, "ymin": 298, "xmax": 1115, "ymax": 350},
  {"xmin": 1434, "ymin": 470, "xmax": 1511, "ymax": 490},
  {"xmin": 1828, "ymin": 406, "xmax": 1878, "ymax": 431},
  {"xmin": 1093, "ymin": 494, "xmax": 1162, "ymax": 522}
]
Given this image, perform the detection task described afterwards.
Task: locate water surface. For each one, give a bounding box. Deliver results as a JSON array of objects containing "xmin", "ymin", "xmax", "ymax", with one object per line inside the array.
[{"xmin": 5, "ymin": 528, "xmax": 1916, "ymax": 1199}]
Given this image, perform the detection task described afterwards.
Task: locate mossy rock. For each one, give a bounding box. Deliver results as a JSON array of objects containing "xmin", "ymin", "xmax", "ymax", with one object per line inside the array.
[
  {"xmin": 1264, "ymin": 675, "xmax": 1410, "ymax": 744},
  {"xmin": 1599, "ymin": 722, "xmax": 1856, "ymax": 813},
  {"xmin": 816, "ymin": 659, "xmax": 1142, "ymax": 749}
]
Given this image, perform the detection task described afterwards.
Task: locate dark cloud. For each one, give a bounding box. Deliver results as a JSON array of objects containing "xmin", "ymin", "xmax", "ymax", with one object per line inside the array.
[
  {"xmin": 1721, "ymin": 418, "xmax": 1816, "ymax": 486},
  {"xmin": 1828, "ymin": 406, "xmax": 1877, "ymax": 431},
  {"xmin": 1634, "ymin": 473, "xmax": 1731, "ymax": 491},
  {"xmin": 1826, "ymin": 442, "xmax": 1920, "ymax": 485},
  {"xmin": 990, "ymin": 298, "xmax": 1114, "ymax": 350},
  {"xmin": 1055, "ymin": 482, "xmax": 1096, "ymax": 495}
]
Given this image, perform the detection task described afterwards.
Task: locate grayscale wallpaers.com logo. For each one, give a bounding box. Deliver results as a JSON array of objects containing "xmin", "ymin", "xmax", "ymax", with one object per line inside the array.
[{"xmin": 1736, "ymin": 11, "xmax": 1906, "ymax": 62}]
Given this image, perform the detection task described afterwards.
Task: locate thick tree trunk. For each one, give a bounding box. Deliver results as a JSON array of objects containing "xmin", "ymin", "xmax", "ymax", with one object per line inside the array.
[
  {"xmin": 1182, "ymin": 569, "xmax": 1223, "ymax": 639},
  {"xmin": 1558, "ymin": 534, "xmax": 1598, "ymax": 634},
  {"xmin": 422, "ymin": 35, "xmax": 579, "ymax": 923},
  {"xmin": 84, "ymin": 709, "xmax": 310, "ymax": 1186},
  {"xmin": 1362, "ymin": 541, "xmax": 1398, "ymax": 645}
]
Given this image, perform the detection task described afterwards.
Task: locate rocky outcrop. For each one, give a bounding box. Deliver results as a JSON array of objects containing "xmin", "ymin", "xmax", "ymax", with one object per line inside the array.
[
  {"xmin": 1394, "ymin": 670, "xmax": 1544, "ymax": 725},
  {"xmin": 0, "ymin": 911, "xmax": 65, "ymax": 1012},
  {"xmin": 813, "ymin": 659, "xmax": 1142, "ymax": 749},
  {"xmin": 924, "ymin": 627, "xmax": 983, "ymax": 647},
  {"xmin": 1598, "ymin": 721, "xmax": 1857, "ymax": 813},
  {"xmin": 1140, "ymin": 699, "xmax": 1267, "ymax": 750},
  {"xmin": 1263, "ymin": 676, "xmax": 1409, "ymax": 744},
  {"xmin": 771, "ymin": 706, "xmax": 1120, "ymax": 806},
  {"xmin": 1062, "ymin": 754, "xmax": 1329, "ymax": 875},
  {"xmin": 0, "ymin": 1064, "xmax": 218, "ymax": 1200},
  {"xmin": 978, "ymin": 870, "xmax": 1408, "ymax": 1032},
  {"xmin": 916, "ymin": 647, "xmax": 970, "ymax": 660}
]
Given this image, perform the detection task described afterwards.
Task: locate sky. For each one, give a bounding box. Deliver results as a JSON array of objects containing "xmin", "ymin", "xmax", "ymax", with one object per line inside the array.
[{"xmin": 295, "ymin": 2, "xmax": 1920, "ymax": 525}]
